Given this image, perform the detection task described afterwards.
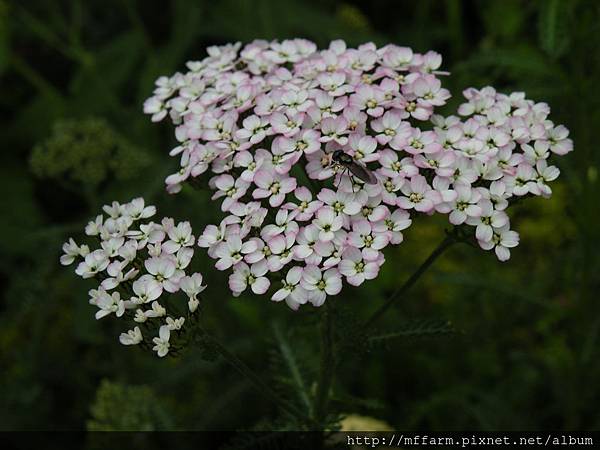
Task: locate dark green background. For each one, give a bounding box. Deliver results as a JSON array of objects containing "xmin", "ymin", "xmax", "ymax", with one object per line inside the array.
[{"xmin": 1, "ymin": 0, "xmax": 599, "ymax": 432}]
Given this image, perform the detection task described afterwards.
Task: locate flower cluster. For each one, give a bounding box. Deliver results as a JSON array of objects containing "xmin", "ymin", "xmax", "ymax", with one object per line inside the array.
[
  {"xmin": 143, "ymin": 39, "xmax": 572, "ymax": 310},
  {"xmin": 61, "ymin": 198, "xmax": 206, "ymax": 357}
]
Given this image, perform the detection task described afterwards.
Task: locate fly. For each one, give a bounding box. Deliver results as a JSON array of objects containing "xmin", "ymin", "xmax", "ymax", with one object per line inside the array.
[{"xmin": 330, "ymin": 149, "xmax": 378, "ymax": 186}]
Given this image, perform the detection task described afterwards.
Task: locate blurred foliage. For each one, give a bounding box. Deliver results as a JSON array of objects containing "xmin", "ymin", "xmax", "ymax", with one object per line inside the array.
[
  {"xmin": 30, "ymin": 117, "xmax": 152, "ymax": 189},
  {"xmin": 87, "ymin": 379, "xmax": 171, "ymax": 431},
  {"xmin": 1, "ymin": 0, "xmax": 599, "ymax": 434}
]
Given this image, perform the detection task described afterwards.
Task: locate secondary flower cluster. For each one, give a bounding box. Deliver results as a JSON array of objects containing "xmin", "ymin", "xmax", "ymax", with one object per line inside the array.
[
  {"xmin": 61, "ymin": 198, "xmax": 206, "ymax": 357},
  {"xmin": 143, "ymin": 39, "xmax": 572, "ymax": 310}
]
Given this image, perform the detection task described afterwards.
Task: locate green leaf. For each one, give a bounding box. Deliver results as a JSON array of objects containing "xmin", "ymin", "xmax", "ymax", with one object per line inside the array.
[
  {"xmin": 272, "ymin": 322, "xmax": 312, "ymax": 413},
  {"xmin": 538, "ymin": 0, "xmax": 571, "ymax": 58},
  {"xmin": 368, "ymin": 319, "xmax": 457, "ymax": 345}
]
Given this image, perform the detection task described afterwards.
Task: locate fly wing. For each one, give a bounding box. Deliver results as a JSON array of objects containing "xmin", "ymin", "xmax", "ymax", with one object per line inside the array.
[{"xmin": 348, "ymin": 162, "xmax": 378, "ymax": 184}]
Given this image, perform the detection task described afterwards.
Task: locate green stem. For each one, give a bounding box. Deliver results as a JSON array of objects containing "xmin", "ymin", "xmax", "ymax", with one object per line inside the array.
[
  {"xmin": 201, "ymin": 330, "xmax": 314, "ymax": 427},
  {"xmin": 362, "ymin": 233, "xmax": 457, "ymax": 331},
  {"xmin": 312, "ymin": 301, "xmax": 335, "ymax": 426}
]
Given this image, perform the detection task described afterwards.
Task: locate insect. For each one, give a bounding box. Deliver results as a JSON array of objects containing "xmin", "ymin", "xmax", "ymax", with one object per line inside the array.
[{"xmin": 330, "ymin": 149, "xmax": 378, "ymax": 186}]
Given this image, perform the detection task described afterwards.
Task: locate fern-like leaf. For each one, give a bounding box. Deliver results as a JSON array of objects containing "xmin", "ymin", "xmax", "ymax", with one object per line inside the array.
[
  {"xmin": 271, "ymin": 322, "xmax": 312, "ymax": 414},
  {"xmin": 368, "ymin": 319, "xmax": 457, "ymax": 347}
]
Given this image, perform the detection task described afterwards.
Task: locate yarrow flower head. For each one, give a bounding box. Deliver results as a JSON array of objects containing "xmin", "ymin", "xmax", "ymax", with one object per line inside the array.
[
  {"xmin": 61, "ymin": 198, "xmax": 206, "ymax": 357},
  {"xmin": 143, "ymin": 39, "xmax": 573, "ymax": 310}
]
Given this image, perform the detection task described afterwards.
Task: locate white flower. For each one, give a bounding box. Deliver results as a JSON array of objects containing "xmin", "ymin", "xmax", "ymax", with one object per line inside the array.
[
  {"xmin": 101, "ymin": 260, "xmax": 138, "ymax": 290},
  {"xmin": 118, "ymin": 240, "xmax": 138, "ymax": 262},
  {"xmin": 103, "ymin": 201, "xmax": 125, "ymax": 218},
  {"xmin": 144, "ymin": 256, "xmax": 180, "ymax": 293},
  {"xmin": 124, "ymin": 197, "xmax": 156, "ymax": 220},
  {"xmin": 85, "ymin": 215, "xmax": 104, "ymax": 236},
  {"xmin": 95, "ymin": 290, "xmax": 125, "ymax": 320},
  {"xmin": 134, "ymin": 309, "xmax": 148, "ymax": 323},
  {"xmin": 101, "ymin": 237, "xmax": 125, "ymax": 258},
  {"xmin": 144, "ymin": 300, "xmax": 167, "ymax": 318},
  {"xmin": 152, "ymin": 325, "xmax": 171, "ymax": 357},
  {"xmin": 188, "ymin": 297, "xmax": 200, "ymax": 313},
  {"xmin": 127, "ymin": 223, "xmax": 165, "ymax": 248},
  {"xmin": 179, "ymin": 273, "xmax": 207, "ymax": 299},
  {"xmin": 75, "ymin": 250, "xmax": 109, "ymax": 279},
  {"xmin": 60, "ymin": 238, "xmax": 89, "ymax": 266},
  {"xmin": 166, "ymin": 316, "xmax": 185, "ymax": 330},
  {"xmin": 162, "ymin": 221, "xmax": 195, "ymax": 253},
  {"xmin": 130, "ymin": 277, "xmax": 163, "ymax": 304},
  {"xmin": 119, "ymin": 327, "xmax": 143, "ymax": 345}
]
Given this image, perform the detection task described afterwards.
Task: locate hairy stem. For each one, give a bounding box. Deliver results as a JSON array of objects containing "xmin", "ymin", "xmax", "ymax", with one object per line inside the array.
[
  {"xmin": 362, "ymin": 233, "xmax": 457, "ymax": 330},
  {"xmin": 312, "ymin": 301, "xmax": 335, "ymax": 426}
]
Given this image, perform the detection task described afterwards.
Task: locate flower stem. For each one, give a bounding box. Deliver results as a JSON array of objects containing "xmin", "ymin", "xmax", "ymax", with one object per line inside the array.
[
  {"xmin": 200, "ymin": 330, "xmax": 314, "ymax": 427},
  {"xmin": 312, "ymin": 301, "xmax": 335, "ymax": 426},
  {"xmin": 362, "ymin": 233, "xmax": 457, "ymax": 331}
]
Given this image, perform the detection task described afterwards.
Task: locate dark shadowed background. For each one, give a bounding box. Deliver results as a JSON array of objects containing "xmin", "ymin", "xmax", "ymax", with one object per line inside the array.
[{"xmin": 1, "ymin": 0, "xmax": 599, "ymax": 433}]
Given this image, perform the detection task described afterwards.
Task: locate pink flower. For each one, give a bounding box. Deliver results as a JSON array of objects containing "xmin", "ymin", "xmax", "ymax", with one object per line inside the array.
[
  {"xmin": 317, "ymin": 71, "xmax": 350, "ymax": 96},
  {"xmin": 373, "ymin": 208, "xmax": 411, "ymax": 244},
  {"xmin": 283, "ymin": 187, "xmax": 323, "ymax": 221},
  {"xmin": 478, "ymin": 225, "xmax": 519, "ymax": 262},
  {"xmin": 320, "ymin": 116, "xmax": 349, "ymax": 145},
  {"xmin": 265, "ymin": 233, "xmax": 296, "ymax": 271},
  {"xmin": 212, "ymin": 175, "xmax": 251, "ymax": 212},
  {"xmin": 253, "ymin": 170, "xmax": 297, "ymax": 207},
  {"xmin": 378, "ymin": 150, "xmax": 418, "ymax": 179},
  {"xmin": 409, "ymin": 74, "xmax": 450, "ymax": 107},
  {"xmin": 229, "ymin": 261, "xmax": 270, "ymax": 296},
  {"xmin": 349, "ymin": 85, "xmax": 385, "ymax": 117},
  {"xmin": 546, "ymin": 125, "xmax": 573, "ymax": 155},
  {"xmin": 261, "ymin": 209, "xmax": 299, "ymax": 239},
  {"xmin": 235, "ymin": 114, "xmax": 271, "ymax": 144},
  {"xmin": 271, "ymin": 266, "xmax": 309, "ymax": 310},
  {"xmin": 293, "ymin": 225, "xmax": 322, "ymax": 264},
  {"xmin": 370, "ymin": 111, "xmax": 409, "ymax": 145},
  {"xmin": 233, "ymin": 150, "xmax": 265, "ymax": 182},
  {"xmin": 339, "ymin": 247, "xmax": 381, "ymax": 286},
  {"xmin": 270, "ymin": 111, "xmax": 304, "ymax": 137},
  {"xmin": 197, "ymin": 222, "xmax": 226, "ymax": 256},
  {"xmin": 313, "ymin": 207, "xmax": 344, "ymax": 242},
  {"xmin": 414, "ymin": 150, "xmax": 456, "ymax": 177},
  {"xmin": 397, "ymin": 175, "xmax": 442, "ymax": 213},
  {"xmin": 273, "ymin": 129, "xmax": 321, "ymax": 155},
  {"xmin": 308, "ymin": 91, "xmax": 347, "ymax": 122},
  {"xmin": 317, "ymin": 188, "xmax": 362, "ymax": 216},
  {"xmin": 403, "ymin": 129, "xmax": 441, "ymax": 154},
  {"xmin": 300, "ymin": 266, "xmax": 342, "ymax": 306},
  {"xmin": 143, "ymin": 39, "xmax": 574, "ymax": 300},
  {"xmin": 446, "ymin": 184, "xmax": 482, "ymax": 225},
  {"xmin": 348, "ymin": 134, "xmax": 379, "ymax": 163},
  {"xmin": 214, "ymin": 235, "xmax": 257, "ymax": 270},
  {"xmin": 530, "ymin": 160, "xmax": 560, "ymax": 197},
  {"xmin": 466, "ymin": 200, "xmax": 509, "ymax": 242},
  {"xmin": 305, "ymin": 151, "xmax": 336, "ymax": 181},
  {"xmin": 347, "ymin": 219, "xmax": 389, "ymax": 261},
  {"xmin": 504, "ymin": 163, "xmax": 536, "ymax": 196}
]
